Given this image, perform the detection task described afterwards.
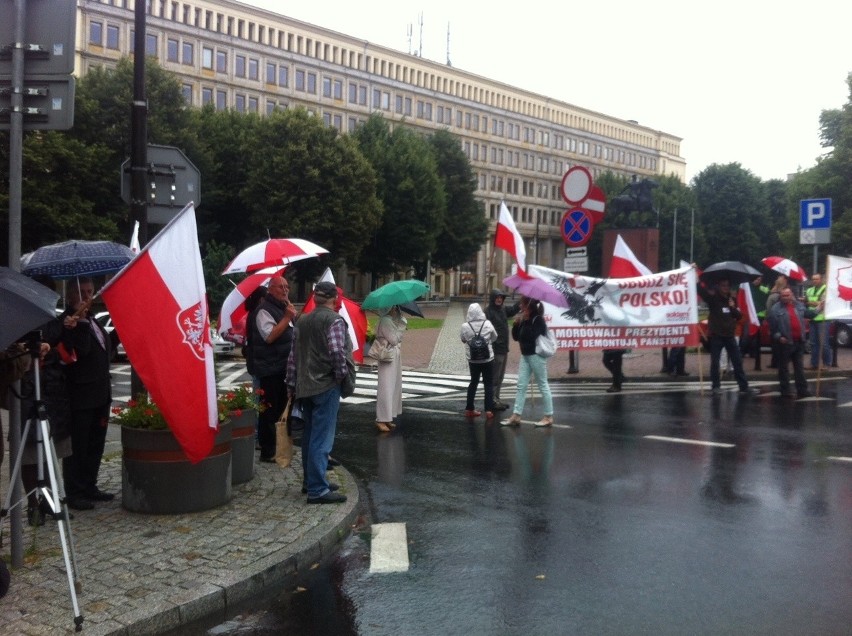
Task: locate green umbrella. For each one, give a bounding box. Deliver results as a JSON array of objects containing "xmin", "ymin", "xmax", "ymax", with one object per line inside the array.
[{"xmin": 362, "ymin": 280, "xmax": 429, "ymax": 311}]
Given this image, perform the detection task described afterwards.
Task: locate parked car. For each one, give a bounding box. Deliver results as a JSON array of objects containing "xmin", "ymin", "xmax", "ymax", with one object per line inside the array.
[
  {"xmin": 95, "ymin": 312, "xmax": 235, "ymax": 359},
  {"xmin": 831, "ymin": 319, "xmax": 852, "ymax": 347}
]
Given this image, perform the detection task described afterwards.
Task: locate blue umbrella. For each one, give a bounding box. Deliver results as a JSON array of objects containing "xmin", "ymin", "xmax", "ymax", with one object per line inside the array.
[
  {"xmin": 21, "ymin": 240, "xmax": 135, "ymax": 279},
  {"xmin": 0, "ymin": 266, "xmax": 60, "ymax": 348}
]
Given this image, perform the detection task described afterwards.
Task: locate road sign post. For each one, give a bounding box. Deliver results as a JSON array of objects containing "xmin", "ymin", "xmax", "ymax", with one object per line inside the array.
[{"xmin": 800, "ymin": 198, "xmax": 832, "ymax": 275}]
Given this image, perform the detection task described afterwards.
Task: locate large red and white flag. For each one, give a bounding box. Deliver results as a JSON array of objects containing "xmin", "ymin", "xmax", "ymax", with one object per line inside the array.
[
  {"xmin": 101, "ymin": 203, "xmax": 217, "ymax": 463},
  {"xmin": 609, "ymin": 234, "xmax": 652, "ymax": 278},
  {"xmin": 494, "ymin": 201, "xmax": 527, "ymax": 275},
  {"xmin": 302, "ymin": 268, "xmax": 368, "ymax": 364}
]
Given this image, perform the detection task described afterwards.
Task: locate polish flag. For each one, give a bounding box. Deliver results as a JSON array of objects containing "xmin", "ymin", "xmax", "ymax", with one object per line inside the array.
[
  {"xmin": 302, "ymin": 268, "xmax": 368, "ymax": 364},
  {"xmin": 101, "ymin": 203, "xmax": 217, "ymax": 463},
  {"xmin": 609, "ymin": 234, "xmax": 652, "ymax": 278},
  {"xmin": 494, "ymin": 201, "xmax": 527, "ymax": 275},
  {"xmin": 737, "ymin": 283, "xmax": 760, "ymax": 335}
]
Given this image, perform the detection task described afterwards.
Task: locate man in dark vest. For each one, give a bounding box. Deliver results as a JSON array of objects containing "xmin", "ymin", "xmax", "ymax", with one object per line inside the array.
[
  {"xmin": 248, "ymin": 275, "xmax": 296, "ymax": 462},
  {"xmin": 286, "ymin": 281, "xmax": 352, "ymax": 504}
]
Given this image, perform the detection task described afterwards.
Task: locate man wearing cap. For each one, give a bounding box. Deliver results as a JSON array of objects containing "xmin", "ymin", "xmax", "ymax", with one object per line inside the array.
[
  {"xmin": 485, "ymin": 289, "xmax": 520, "ymax": 410},
  {"xmin": 286, "ymin": 281, "xmax": 352, "ymax": 504}
]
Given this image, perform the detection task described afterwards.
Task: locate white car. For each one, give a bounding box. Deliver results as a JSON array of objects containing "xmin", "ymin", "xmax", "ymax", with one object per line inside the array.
[{"xmin": 95, "ymin": 312, "xmax": 235, "ymax": 359}]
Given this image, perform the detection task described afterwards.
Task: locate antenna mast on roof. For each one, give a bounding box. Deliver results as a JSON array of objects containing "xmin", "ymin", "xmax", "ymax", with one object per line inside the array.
[
  {"xmin": 406, "ymin": 23, "xmax": 413, "ymax": 55},
  {"xmin": 418, "ymin": 12, "xmax": 424, "ymax": 57},
  {"xmin": 446, "ymin": 22, "xmax": 452, "ymax": 66}
]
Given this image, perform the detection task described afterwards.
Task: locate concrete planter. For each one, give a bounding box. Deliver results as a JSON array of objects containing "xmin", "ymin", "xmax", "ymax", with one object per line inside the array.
[
  {"xmin": 121, "ymin": 422, "xmax": 232, "ymax": 514},
  {"xmin": 228, "ymin": 410, "xmax": 256, "ymax": 485}
]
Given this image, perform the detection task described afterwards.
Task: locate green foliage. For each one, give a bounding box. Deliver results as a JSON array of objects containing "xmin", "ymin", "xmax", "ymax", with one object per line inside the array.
[
  {"xmin": 240, "ymin": 108, "xmax": 382, "ymax": 276},
  {"xmin": 203, "ymin": 240, "xmax": 237, "ymax": 313},
  {"xmin": 428, "ymin": 129, "xmax": 488, "ymax": 270},
  {"xmin": 111, "ymin": 394, "xmax": 169, "ymax": 430},
  {"xmin": 353, "ymin": 115, "xmax": 446, "ymax": 279}
]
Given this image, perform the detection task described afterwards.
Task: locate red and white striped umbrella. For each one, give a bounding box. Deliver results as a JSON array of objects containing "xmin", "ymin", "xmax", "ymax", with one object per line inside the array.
[
  {"xmin": 761, "ymin": 256, "xmax": 807, "ymax": 282},
  {"xmin": 217, "ymin": 267, "xmax": 285, "ymax": 344},
  {"xmin": 222, "ymin": 238, "xmax": 328, "ymax": 274}
]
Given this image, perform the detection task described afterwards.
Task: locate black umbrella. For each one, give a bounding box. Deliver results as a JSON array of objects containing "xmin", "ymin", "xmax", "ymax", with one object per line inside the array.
[
  {"xmin": 398, "ymin": 300, "xmax": 424, "ymax": 318},
  {"xmin": 0, "ymin": 267, "xmax": 60, "ymax": 349},
  {"xmin": 700, "ymin": 261, "xmax": 762, "ymax": 285}
]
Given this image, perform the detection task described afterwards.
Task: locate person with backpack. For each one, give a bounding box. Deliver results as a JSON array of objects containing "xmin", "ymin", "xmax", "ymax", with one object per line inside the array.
[
  {"xmin": 459, "ymin": 303, "xmax": 498, "ymax": 419},
  {"xmin": 502, "ymin": 296, "xmax": 554, "ymax": 427}
]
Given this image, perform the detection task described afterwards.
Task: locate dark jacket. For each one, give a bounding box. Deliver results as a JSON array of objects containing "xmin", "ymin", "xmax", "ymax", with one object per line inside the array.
[
  {"xmin": 698, "ymin": 286, "xmax": 741, "ymax": 338},
  {"xmin": 60, "ymin": 310, "xmax": 112, "ymax": 411},
  {"xmin": 484, "ymin": 290, "xmax": 520, "ymax": 355},
  {"xmin": 512, "ymin": 313, "xmax": 547, "ymax": 356},
  {"xmin": 768, "ymin": 299, "xmax": 807, "ymax": 343},
  {"xmin": 248, "ymin": 296, "xmax": 293, "ymax": 378}
]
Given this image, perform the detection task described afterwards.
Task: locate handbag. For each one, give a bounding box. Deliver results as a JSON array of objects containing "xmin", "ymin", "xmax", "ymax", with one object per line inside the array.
[
  {"xmin": 341, "ymin": 356, "xmax": 357, "ymax": 398},
  {"xmin": 366, "ymin": 337, "xmax": 394, "ymax": 363},
  {"xmin": 535, "ymin": 330, "xmax": 557, "ymax": 358},
  {"xmin": 274, "ymin": 397, "xmax": 294, "ymax": 467}
]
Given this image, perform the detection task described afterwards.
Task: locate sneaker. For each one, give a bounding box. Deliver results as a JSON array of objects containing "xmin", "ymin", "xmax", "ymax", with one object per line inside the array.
[
  {"xmin": 501, "ymin": 414, "xmax": 522, "ymax": 427},
  {"xmin": 464, "ymin": 409, "xmax": 481, "ymax": 418},
  {"xmin": 302, "ymin": 483, "xmax": 339, "ymax": 494},
  {"xmin": 535, "ymin": 416, "xmax": 553, "ymax": 427}
]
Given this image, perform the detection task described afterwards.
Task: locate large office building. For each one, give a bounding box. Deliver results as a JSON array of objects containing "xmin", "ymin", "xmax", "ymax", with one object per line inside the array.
[{"xmin": 76, "ymin": 0, "xmax": 686, "ymax": 296}]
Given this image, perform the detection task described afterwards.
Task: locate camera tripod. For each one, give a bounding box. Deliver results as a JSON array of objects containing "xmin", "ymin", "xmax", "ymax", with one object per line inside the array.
[{"xmin": 0, "ymin": 347, "xmax": 84, "ymax": 631}]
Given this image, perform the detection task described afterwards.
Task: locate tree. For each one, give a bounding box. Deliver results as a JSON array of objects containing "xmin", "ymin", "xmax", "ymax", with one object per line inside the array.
[
  {"xmin": 690, "ymin": 163, "xmax": 771, "ymax": 266},
  {"xmin": 427, "ymin": 129, "xmax": 487, "ymax": 271},
  {"xmin": 240, "ymin": 108, "xmax": 382, "ymax": 274},
  {"xmin": 353, "ymin": 115, "xmax": 445, "ymax": 280}
]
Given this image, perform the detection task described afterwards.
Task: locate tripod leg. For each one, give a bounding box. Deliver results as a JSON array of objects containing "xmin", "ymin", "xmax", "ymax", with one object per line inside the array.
[{"xmin": 37, "ymin": 416, "xmax": 85, "ymax": 630}]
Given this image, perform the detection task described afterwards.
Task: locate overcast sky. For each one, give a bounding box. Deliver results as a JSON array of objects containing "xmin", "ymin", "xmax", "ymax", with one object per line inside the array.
[{"xmin": 244, "ymin": 0, "xmax": 851, "ymax": 183}]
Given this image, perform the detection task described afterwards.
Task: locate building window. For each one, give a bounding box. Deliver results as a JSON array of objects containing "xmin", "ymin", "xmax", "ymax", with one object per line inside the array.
[
  {"xmin": 202, "ymin": 87, "xmax": 213, "ymax": 105},
  {"xmin": 182, "ymin": 42, "xmax": 193, "ymax": 65},
  {"xmin": 348, "ymin": 117, "xmax": 357, "ymax": 132},
  {"xmin": 348, "ymin": 82, "xmax": 357, "ymax": 104},
  {"xmin": 295, "ymin": 69, "xmax": 305, "ymax": 91},
  {"xmin": 323, "ymin": 112, "xmax": 332, "ymax": 126},
  {"xmin": 404, "ymin": 97, "xmax": 412, "ymax": 115},
  {"xmin": 307, "ymin": 72, "xmax": 317, "ymax": 94},
  {"xmin": 437, "ymin": 105, "xmax": 444, "ymax": 124},
  {"xmin": 323, "ymin": 77, "xmax": 332, "ymax": 98},
  {"xmin": 181, "ymin": 83, "xmax": 193, "ymax": 104},
  {"xmin": 235, "ymin": 55, "xmax": 246, "ymax": 78},
  {"xmin": 266, "ymin": 100, "xmax": 276, "ymax": 116},
  {"xmin": 202, "ymin": 47, "xmax": 213, "ymax": 69},
  {"xmin": 248, "ymin": 58, "xmax": 259, "ymax": 81},
  {"xmin": 278, "ymin": 66, "xmax": 288, "ymax": 87},
  {"xmin": 333, "ymin": 114, "xmax": 342, "ymax": 131},
  {"xmin": 89, "ymin": 21, "xmax": 103, "ymax": 45},
  {"xmin": 395, "ymin": 95, "xmax": 403, "ymax": 114},
  {"xmin": 235, "ymin": 94, "xmax": 245, "ymax": 112},
  {"xmin": 106, "ymin": 24, "xmax": 119, "ymax": 49},
  {"xmin": 216, "ymin": 89, "xmax": 227, "ymax": 111},
  {"xmin": 146, "ymin": 33, "xmax": 157, "ymax": 56},
  {"xmin": 216, "ymin": 51, "xmax": 227, "ymax": 73},
  {"xmin": 333, "ymin": 79, "xmax": 342, "ymax": 100},
  {"xmin": 381, "ymin": 91, "xmax": 390, "ymax": 110},
  {"xmin": 167, "ymin": 38, "xmax": 178, "ymax": 62},
  {"xmin": 266, "ymin": 62, "xmax": 276, "ymax": 84}
]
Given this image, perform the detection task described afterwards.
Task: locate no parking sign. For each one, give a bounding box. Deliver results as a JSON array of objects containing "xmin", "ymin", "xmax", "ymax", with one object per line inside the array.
[{"xmin": 559, "ymin": 166, "xmax": 606, "ymax": 247}]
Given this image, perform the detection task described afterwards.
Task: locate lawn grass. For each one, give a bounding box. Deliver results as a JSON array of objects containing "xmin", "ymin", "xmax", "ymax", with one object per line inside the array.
[{"xmin": 367, "ymin": 317, "xmax": 443, "ymax": 331}]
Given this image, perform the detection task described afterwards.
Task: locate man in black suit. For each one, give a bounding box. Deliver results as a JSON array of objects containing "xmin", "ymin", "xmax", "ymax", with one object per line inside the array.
[{"xmin": 61, "ymin": 277, "xmax": 114, "ymax": 510}]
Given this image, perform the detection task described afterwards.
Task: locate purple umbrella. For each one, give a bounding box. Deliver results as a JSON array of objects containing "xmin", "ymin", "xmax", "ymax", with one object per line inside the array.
[{"xmin": 503, "ymin": 272, "xmax": 572, "ymax": 308}]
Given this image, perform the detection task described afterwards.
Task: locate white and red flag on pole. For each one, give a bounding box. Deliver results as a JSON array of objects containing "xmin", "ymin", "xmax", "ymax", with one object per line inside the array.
[
  {"xmin": 302, "ymin": 268, "xmax": 368, "ymax": 364},
  {"xmin": 101, "ymin": 203, "xmax": 218, "ymax": 463},
  {"xmin": 609, "ymin": 234, "xmax": 652, "ymax": 278},
  {"xmin": 737, "ymin": 283, "xmax": 760, "ymax": 335},
  {"xmin": 494, "ymin": 201, "xmax": 527, "ymax": 276}
]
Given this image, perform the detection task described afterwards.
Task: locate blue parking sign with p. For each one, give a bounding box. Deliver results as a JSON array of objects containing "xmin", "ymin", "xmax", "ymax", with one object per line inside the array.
[{"xmin": 800, "ymin": 198, "xmax": 831, "ymax": 229}]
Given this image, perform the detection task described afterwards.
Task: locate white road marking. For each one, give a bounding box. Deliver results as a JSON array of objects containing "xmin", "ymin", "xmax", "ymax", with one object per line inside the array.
[
  {"xmin": 370, "ymin": 522, "xmax": 409, "ymax": 573},
  {"xmin": 826, "ymin": 456, "xmax": 852, "ymax": 463},
  {"xmin": 643, "ymin": 435, "xmax": 735, "ymax": 449}
]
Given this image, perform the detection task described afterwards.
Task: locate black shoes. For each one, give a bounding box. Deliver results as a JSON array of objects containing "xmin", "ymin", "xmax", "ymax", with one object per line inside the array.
[
  {"xmin": 85, "ymin": 488, "xmax": 115, "ymax": 502},
  {"xmin": 327, "ymin": 456, "xmax": 341, "ymax": 467},
  {"xmin": 302, "ymin": 483, "xmax": 339, "ymax": 494},
  {"xmin": 606, "ymin": 385, "xmax": 622, "ymax": 393},
  {"xmin": 259, "ymin": 455, "xmax": 276, "ymax": 463},
  {"xmin": 67, "ymin": 497, "xmax": 94, "ymax": 511},
  {"xmin": 492, "ymin": 401, "xmax": 509, "ymax": 411},
  {"xmin": 307, "ymin": 492, "xmax": 347, "ymax": 504}
]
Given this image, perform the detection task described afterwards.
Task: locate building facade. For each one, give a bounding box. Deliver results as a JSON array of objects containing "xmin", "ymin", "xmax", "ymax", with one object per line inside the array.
[{"xmin": 76, "ymin": 0, "xmax": 686, "ymax": 296}]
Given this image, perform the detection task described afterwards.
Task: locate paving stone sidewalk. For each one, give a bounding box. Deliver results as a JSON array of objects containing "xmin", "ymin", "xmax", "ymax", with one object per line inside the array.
[{"xmin": 0, "ymin": 442, "xmax": 358, "ymax": 635}]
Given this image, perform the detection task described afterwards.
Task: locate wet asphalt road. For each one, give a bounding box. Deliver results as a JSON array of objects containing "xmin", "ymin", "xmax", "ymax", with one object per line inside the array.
[{"xmin": 184, "ymin": 379, "xmax": 852, "ymax": 635}]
